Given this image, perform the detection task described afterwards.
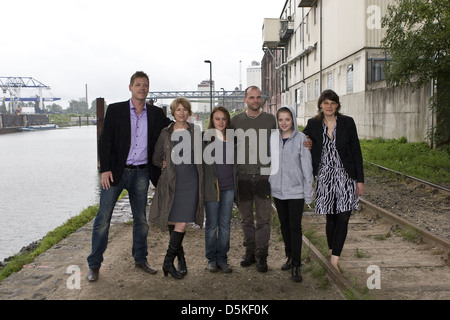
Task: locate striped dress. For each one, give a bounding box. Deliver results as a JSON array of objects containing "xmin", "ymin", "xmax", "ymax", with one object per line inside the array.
[{"xmin": 315, "ymin": 120, "xmax": 359, "ymax": 215}]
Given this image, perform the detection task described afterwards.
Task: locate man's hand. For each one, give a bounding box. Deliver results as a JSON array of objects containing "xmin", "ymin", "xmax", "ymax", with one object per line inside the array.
[
  {"xmin": 101, "ymin": 171, "xmax": 114, "ymax": 190},
  {"xmin": 303, "ymin": 135, "xmax": 312, "ymax": 150}
]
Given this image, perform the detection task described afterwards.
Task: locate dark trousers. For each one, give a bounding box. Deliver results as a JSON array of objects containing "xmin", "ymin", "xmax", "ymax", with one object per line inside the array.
[
  {"xmin": 326, "ymin": 210, "xmax": 351, "ymax": 256},
  {"xmin": 237, "ymin": 174, "xmax": 272, "ymax": 258},
  {"xmin": 273, "ymin": 198, "xmax": 304, "ymax": 267},
  {"xmin": 87, "ymin": 167, "xmax": 149, "ymax": 269}
]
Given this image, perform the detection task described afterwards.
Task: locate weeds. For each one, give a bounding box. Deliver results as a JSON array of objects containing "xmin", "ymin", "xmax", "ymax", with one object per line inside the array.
[{"xmin": 360, "ymin": 137, "xmax": 450, "ymax": 185}]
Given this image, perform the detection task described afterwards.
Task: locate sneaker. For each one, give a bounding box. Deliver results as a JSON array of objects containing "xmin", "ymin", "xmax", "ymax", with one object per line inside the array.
[
  {"xmin": 240, "ymin": 253, "xmax": 256, "ymax": 267},
  {"xmin": 218, "ymin": 262, "xmax": 232, "ymax": 273},
  {"xmin": 256, "ymin": 257, "xmax": 268, "ymax": 272},
  {"xmin": 208, "ymin": 261, "xmax": 219, "ymax": 272}
]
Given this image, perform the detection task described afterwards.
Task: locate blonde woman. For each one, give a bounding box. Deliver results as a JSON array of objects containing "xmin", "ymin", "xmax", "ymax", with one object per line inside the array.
[{"xmin": 149, "ymin": 97, "xmax": 204, "ymax": 279}]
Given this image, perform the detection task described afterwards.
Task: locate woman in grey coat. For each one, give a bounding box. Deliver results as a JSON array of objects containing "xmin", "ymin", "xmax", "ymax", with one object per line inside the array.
[
  {"xmin": 269, "ymin": 106, "xmax": 314, "ymax": 282},
  {"xmin": 149, "ymin": 97, "xmax": 204, "ymax": 279}
]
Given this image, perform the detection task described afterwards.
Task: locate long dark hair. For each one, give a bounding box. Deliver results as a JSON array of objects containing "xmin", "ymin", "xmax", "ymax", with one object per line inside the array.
[
  {"xmin": 207, "ymin": 106, "xmax": 231, "ymax": 140},
  {"xmin": 315, "ymin": 89, "xmax": 342, "ymax": 121}
]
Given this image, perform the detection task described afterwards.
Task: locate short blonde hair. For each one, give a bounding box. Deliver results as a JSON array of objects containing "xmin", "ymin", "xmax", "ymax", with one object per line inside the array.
[{"xmin": 170, "ymin": 97, "xmax": 192, "ymax": 116}]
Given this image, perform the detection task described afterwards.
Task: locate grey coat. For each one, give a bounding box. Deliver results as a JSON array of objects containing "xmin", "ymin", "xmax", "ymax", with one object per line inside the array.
[
  {"xmin": 268, "ymin": 106, "xmax": 314, "ymax": 204},
  {"xmin": 149, "ymin": 122, "xmax": 204, "ymax": 231}
]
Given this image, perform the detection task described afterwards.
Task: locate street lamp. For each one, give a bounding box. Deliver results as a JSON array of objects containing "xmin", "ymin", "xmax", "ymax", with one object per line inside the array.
[
  {"xmin": 204, "ymin": 60, "xmax": 212, "ymax": 113},
  {"xmin": 220, "ymin": 87, "xmax": 225, "ymax": 107}
]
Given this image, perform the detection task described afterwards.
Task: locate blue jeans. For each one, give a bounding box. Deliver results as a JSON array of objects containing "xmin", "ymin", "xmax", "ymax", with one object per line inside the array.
[
  {"xmin": 204, "ymin": 189, "xmax": 235, "ymax": 264},
  {"xmin": 87, "ymin": 167, "xmax": 149, "ymax": 269}
]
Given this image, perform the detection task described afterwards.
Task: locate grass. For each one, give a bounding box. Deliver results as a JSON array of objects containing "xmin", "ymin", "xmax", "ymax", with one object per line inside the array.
[
  {"xmin": 0, "ymin": 205, "xmax": 99, "ymax": 283},
  {"xmin": 359, "ymin": 137, "xmax": 450, "ymax": 185}
]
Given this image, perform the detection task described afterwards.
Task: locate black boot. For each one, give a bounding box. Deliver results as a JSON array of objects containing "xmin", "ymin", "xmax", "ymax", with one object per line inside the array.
[
  {"xmin": 281, "ymin": 257, "xmax": 292, "ymax": 271},
  {"xmin": 168, "ymin": 226, "xmax": 187, "ymax": 275},
  {"xmin": 291, "ymin": 265, "xmax": 302, "ymax": 282},
  {"xmin": 178, "ymin": 241, "xmax": 187, "ymax": 275},
  {"xmin": 163, "ymin": 231, "xmax": 184, "ymax": 279}
]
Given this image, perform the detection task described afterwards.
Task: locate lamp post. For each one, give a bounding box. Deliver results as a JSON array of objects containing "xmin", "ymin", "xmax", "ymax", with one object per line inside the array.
[
  {"xmin": 204, "ymin": 60, "xmax": 212, "ymax": 113},
  {"xmin": 220, "ymin": 87, "xmax": 225, "ymax": 107}
]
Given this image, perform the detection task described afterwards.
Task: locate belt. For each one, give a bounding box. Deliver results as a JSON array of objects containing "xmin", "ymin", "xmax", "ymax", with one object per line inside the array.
[{"xmin": 125, "ymin": 164, "xmax": 148, "ymax": 169}]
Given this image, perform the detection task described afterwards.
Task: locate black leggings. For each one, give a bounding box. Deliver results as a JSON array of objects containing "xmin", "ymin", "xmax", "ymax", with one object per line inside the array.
[
  {"xmin": 326, "ymin": 210, "xmax": 351, "ymax": 257},
  {"xmin": 273, "ymin": 197, "xmax": 304, "ymax": 267}
]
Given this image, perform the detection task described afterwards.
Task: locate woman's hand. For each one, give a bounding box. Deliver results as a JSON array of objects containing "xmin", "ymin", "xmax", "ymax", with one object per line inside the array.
[{"xmin": 357, "ymin": 182, "xmax": 364, "ymax": 196}]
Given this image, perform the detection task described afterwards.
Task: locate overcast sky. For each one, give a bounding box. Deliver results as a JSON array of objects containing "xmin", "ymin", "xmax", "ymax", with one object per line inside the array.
[{"xmin": 2, "ymin": 0, "xmax": 283, "ymax": 109}]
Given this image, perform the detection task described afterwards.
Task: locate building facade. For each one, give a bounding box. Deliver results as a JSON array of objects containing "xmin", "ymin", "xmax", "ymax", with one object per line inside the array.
[
  {"xmin": 262, "ymin": 0, "xmax": 432, "ymax": 142},
  {"xmin": 246, "ymin": 61, "xmax": 262, "ymax": 88},
  {"xmin": 196, "ymin": 80, "xmax": 215, "ymax": 113}
]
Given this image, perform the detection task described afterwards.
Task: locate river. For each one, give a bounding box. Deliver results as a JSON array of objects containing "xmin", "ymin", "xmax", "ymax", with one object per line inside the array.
[{"xmin": 0, "ymin": 126, "xmax": 100, "ymax": 262}]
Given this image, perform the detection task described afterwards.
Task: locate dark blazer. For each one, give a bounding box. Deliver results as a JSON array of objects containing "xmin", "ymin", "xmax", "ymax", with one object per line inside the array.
[
  {"xmin": 98, "ymin": 100, "xmax": 172, "ymax": 187},
  {"xmin": 303, "ymin": 115, "xmax": 364, "ymax": 183}
]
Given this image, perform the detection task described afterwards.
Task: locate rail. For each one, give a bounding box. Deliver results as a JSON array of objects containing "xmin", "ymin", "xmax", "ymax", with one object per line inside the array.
[{"xmin": 364, "ymin": 160, "xmax": 450, "ymax": 193}]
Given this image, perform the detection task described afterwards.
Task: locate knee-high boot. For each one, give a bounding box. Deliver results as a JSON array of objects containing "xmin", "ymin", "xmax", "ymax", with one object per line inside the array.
[
  {"xmin": 163, "ymin": 231, "xmax": 184, "ymax": 279},
  {"xmin": 177, "ymin": 232, "xmax": 187, "ymax": 275},
  {"xmin": 168, "ymin": 225, "xmax": 187, "ymax": 275}
]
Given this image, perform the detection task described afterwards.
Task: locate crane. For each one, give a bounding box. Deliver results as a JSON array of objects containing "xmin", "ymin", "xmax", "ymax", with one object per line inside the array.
[{"xmin": 1, "ymin": 77, "xmax": 52, "ymax": 113}]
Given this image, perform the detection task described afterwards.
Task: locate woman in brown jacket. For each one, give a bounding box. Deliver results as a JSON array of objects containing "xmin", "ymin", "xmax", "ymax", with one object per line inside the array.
[{"xmin": 149, "ymin": 97, "xmax": 204, "ymax": 279}]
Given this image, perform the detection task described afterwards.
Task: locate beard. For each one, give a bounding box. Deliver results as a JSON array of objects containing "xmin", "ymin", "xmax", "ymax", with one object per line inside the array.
[{"xmin": 246, "ymin": 101, "xmax": 262, "ymax": 112}]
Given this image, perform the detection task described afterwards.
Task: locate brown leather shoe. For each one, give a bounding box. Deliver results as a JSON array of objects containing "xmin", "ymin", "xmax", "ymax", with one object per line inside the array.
[
  {"xmin": 86, "ymin": 268, "xmax": 99, "ymax": 281},
  {"xmin": 135, "ymin": 261, "xmax": 157, "ymax": 274}
]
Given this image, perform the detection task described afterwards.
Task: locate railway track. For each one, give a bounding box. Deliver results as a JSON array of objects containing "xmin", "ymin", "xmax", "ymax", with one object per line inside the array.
[
  {"xmin": 297, "ymin": 164, "xmax": 450, "ymax": 300},
  {"xmin": 364, "ymin": 160, "xmax": 450, "ymax": 194}
]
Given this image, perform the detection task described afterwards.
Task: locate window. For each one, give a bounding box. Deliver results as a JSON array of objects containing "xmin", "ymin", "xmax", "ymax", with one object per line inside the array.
[
  {"xmin": 296, "ymin": 86, "xmax": 303, "ymax": 105},
  {"xmin": 307, "ymin": 83, "xmax": 311, "ymax": 101},
  {"xmin": 306, "ymin": 14, "xmax": 309, "ymax": 35},
  {"xmin": 314, "ymin": 43, "xmax": 318, "ymax": 61},
  {"xmin": 314, "ymin": 79, "xmax": 319, "ymax": 99},
  {"xmin": 314, "ymin": 4, "xmax": 318, "ymax": 25},
  {"xmin": 367, "ymin": 57, "xmax": 389, "ymax": 83},
  {"xmin": 347, "ymin": 64, "xmax": 354, "ymax": 93},
  {"xmin": 327, "ymin": 73, "xmax": 333, "ymax": 90}
]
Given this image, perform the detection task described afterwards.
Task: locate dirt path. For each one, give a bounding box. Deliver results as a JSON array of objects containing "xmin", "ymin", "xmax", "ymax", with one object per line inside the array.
[{"xmin": 0, "ymin": 194, "xmax": 344, "ymax": 301}]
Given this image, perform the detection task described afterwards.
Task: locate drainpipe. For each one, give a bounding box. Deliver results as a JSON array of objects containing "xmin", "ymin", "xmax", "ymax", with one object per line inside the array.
[{"xmin": 320, "ymin": 0, "xmax": 323, "ymax": 93}]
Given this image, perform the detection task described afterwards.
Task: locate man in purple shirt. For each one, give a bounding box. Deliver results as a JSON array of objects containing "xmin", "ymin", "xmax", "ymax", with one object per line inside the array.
[{"xmin": 87, "ymin": 71, "xmax": 171, "ymax": 281}]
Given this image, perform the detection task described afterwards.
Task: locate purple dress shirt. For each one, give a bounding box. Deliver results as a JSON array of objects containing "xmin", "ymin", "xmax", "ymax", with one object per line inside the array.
[{"xmin": 126, "ymin": 100, "xmax": 148, "ymax": 166}]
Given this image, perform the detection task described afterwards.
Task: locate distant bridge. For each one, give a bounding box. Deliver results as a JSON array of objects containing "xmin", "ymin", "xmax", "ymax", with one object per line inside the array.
[
  {"xmin": 148, "ymin": 90, "xmax": 245, "ymax": 102},
  {"xmin": 147, "ymin": 91, "xmax": 269, "ymax": 102},
  {"xmin": 3, "ymin": 97, "xmax": 60, "ymax": 102}
]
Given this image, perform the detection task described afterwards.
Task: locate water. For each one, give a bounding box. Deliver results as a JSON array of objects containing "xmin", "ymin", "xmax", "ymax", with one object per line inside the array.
[{"xmin": 0, "ymin": 126, "xmax": 100, "ymax": 261}]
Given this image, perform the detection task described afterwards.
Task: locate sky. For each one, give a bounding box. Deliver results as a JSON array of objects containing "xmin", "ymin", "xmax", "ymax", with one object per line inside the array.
[{"xmin": 1, "ymin": 0, "xmax": 284, "ymax": 109}]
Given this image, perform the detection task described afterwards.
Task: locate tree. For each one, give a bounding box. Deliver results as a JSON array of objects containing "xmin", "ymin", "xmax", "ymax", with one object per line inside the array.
[
  {"xmin": 381, "ymin": 0, "xmax": 450, "ymax": 146},
  {"xmin": 47, "ymin": 103, "xmax": 63, "ymax": 114},
  {"xmin": 66, "ymin": 99, "xmax": 89, "ymax": 115}
]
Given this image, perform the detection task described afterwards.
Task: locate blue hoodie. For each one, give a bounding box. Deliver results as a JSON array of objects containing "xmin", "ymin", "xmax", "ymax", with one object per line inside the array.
[{"xmin": 268, "ymin": 106, "xmax": 314, "ymax": 204}]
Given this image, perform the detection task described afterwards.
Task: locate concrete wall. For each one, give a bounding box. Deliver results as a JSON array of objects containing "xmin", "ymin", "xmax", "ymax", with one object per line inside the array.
[
  {"xmin": 298, "ymin": 82, "xmax": 432, "ymax": 143},
  {"xmin": 0, "ymin": 114, "xmax": 48, "ymax": 128}
]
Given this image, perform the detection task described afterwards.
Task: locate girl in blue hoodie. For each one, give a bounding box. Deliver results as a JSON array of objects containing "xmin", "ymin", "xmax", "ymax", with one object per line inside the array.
[{"xmin": 269, "ymin": 106, "xmax": 314, "ymax": 282}]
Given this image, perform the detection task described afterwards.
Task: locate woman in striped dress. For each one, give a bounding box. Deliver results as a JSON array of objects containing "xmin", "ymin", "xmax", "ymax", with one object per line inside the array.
[{"xmin": 303, "ymin": 90, "xmax": 364, "ymax": 272}]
